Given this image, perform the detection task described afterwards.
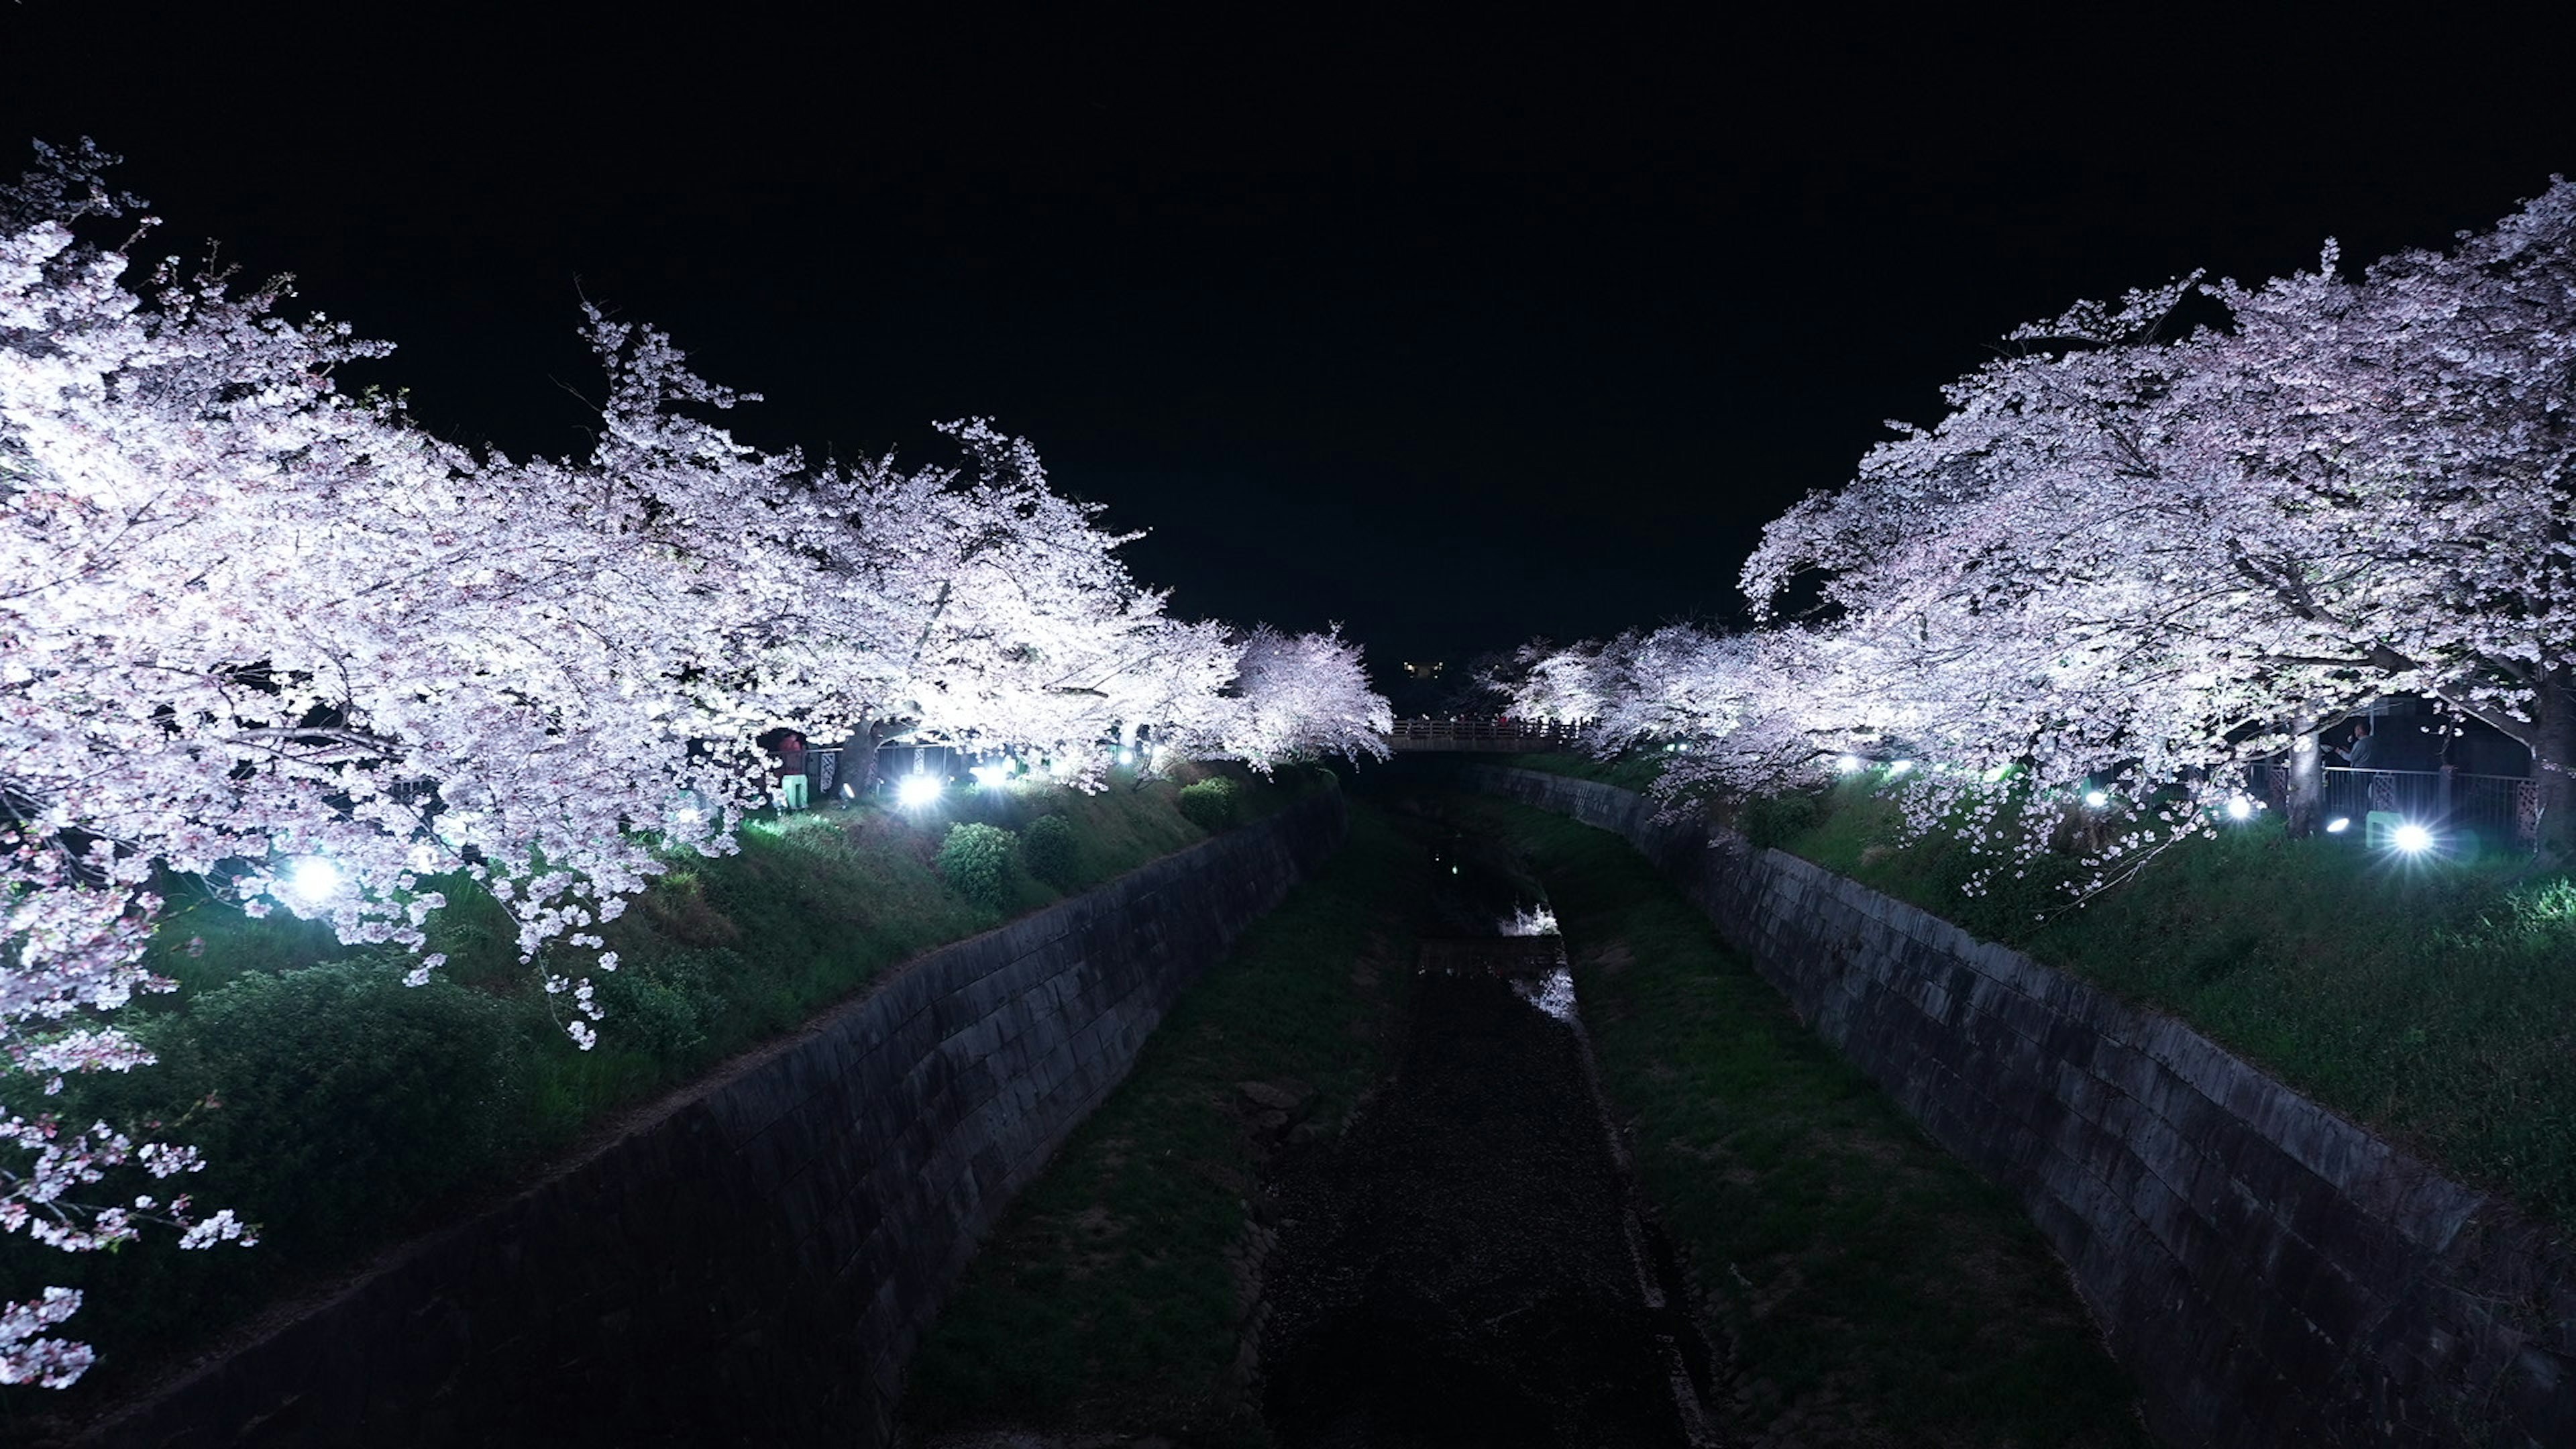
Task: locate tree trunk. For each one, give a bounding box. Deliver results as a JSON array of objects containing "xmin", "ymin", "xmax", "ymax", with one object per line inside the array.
[
  {"xmin": 2534, "ymin": 668, "xmax": 2576, "ymax": 853},
  {"xmin": 841, "ymin": 718, "xmax": 892, "ymax": 799},
  {"xmin": 2286, "ymin": 714, "xmax": 2323, "ymax": 840}
]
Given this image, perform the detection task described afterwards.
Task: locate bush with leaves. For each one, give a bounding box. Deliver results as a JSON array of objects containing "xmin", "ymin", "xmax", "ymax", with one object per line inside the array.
[
  {"xmin": 1022, "ymin": 814, "xmax": 1079, "ymax": 891},
  {"xmin": 1735, "ymin": 791, "xmax": 1823, "ymax": 850},
  {"xmin": 589, "ymin": 949, "xmax": 731, "ymax": 1059},
  {"xmin": 1177, "ymin": 777, "xmax": 1240, "ymax": 833},
  {"xmin": 936, "ymin": 823, "xmax": 1022, "ymax": 910},
  {"xmin": 156, "ymin": 959, "xmax": 538, "ymax": 1247}
]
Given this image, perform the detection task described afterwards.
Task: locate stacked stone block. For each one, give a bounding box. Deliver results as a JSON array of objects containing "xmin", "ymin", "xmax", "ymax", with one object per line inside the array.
[{"xmin": 77, "ymin": 791, "xmax": 1347, "ymax": 1449}]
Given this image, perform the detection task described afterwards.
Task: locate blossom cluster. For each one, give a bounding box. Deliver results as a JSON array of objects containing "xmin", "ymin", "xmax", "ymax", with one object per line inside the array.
[{"xmin": 0, "ymin": 141, "xmax": 1389, "ymax": 1384}]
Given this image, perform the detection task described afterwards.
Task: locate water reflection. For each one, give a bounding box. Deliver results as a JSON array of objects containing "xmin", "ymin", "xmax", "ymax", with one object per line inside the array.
[{"xmin": 1258, "ymin": 823, "xmax": 1697, "ymax": 1447}]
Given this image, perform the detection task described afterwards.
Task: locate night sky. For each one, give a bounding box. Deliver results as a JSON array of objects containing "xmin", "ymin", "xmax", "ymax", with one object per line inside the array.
[{"xmin": 5, "ymin": 6, "xmax": 2570, "ymax": 688}]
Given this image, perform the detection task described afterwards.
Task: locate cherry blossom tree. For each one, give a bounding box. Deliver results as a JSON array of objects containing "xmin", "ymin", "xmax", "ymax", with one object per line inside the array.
[
  {"xmin": 1746, "ymin": 179, "xmax": 2576, "ymax": 850},
  {"xmin": 1202, "ymin": 625, "xmax": 1394, "ymax": 770},
  {"xmin": 2189, "ymin": 182, "xmax": 2576, "ymax": 840},
  {"xmin": 1531, "ymin": 178, "xmax": 2573, "ymax": 884},
  {"xmin": 805, "ymin": 421, "xmax": 1250, "ymax": 788},
  {"xmin": 0, "ymin": 140, "xmax": 1393, "ymax": 1385},
  {"xmin": 1503, "ymin": 625, "xmax": 1890, "ymax": 806},
  {"xmin": 1489, "ymin": 637, "xmax": 1615, "ymax": 728}
]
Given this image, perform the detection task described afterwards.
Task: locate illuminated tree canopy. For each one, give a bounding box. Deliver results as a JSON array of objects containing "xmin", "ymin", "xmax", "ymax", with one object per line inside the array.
[
  {"xmin": 1515, "ymin": 177, "xmax": 2576, "ymax": 875},
  {"xmin": 0, "ymin": 142, "xmax": 1389, "ymax": 1383}
]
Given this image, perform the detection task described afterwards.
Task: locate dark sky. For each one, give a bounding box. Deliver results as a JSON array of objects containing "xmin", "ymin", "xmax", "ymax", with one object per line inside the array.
[{"xmin": 5, "ymin": 5, "xmax": 2571, "ymax": 682}]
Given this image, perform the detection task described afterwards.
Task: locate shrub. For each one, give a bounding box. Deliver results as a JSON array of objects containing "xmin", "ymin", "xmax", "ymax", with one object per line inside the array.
[
  {"xmin": 1023, "ymin": 814, "xmax": 1079, "ymax": 890},
  {"xmin": 1736, "ymin": 790, "xmax": 1823, "ymax": 849},
  {"xmin": 591, "ymin": 948, "xmax": 733, "ymax": 1059},
  {"xmin": 0, "ymin": 956, "xmax": 539, "ymax": 1359},
  {"xmin": 144, "ymin": 957, "xmax": 538, "ymax": 1252},
  {"xmin": 1177, "ymin": 777, "xmax": 1240, "ymax": 833},
  {"xmin": 936, "ymin": 822, "xmax": 1022, "ymax": 909}
]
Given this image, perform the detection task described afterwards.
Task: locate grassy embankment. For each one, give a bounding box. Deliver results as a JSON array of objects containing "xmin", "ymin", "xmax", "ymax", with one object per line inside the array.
[
  {"xmin": 1503, "ymin": 751, "xmax": 2576, "ymax": 1234},
  {"xmin": 1450, "ymin": 791, "xmax": 2149, "ymax": 1446},
  {"xmin": 1779, "ymin": 779, "xmax": 2576, "ymax": 1232},
  {"xmin": 1, "ymin": 763, "xmax": 1315, "ymax": 1426},
  {"xmin": 901, "ymin": 803, "xmax": 1428, "ymax": 1447},
  {"xmin": 1492, "ymin": 747, "xmax": 1668, "ymax": 793}
]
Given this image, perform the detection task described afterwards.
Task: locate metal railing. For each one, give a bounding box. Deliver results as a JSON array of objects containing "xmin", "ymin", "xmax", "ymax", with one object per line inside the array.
[
  {"xmin": 2246, "ymin": 763, "xmax": 2537, "ymax": 848},
  {"xmin": 781, "ymin": 744, "xmax": 981, "ymax": 801},
  {"xmin": 1387, "ymin": 717, "xmax": 1587, "ymax": 752}
]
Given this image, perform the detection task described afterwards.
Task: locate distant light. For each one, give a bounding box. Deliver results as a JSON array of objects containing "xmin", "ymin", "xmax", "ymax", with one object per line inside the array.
[
  {"xmin": 1889, "ymin": 759, "xmax": 1913, "ymax": 775},
  {"xmin": 1118, "ymin": 747, "xmax": 1135, "ymax": 765},
  {"xmin": 897, "ymin": 774, "xmax": 942, "ymax": 809},
  {"xmin": 673, "ymin": 806, "xmax": 704, "ymax": 825},
  {"xmin": 969, "ymin": 763, "xmax": 1009, "ymax": 788},
  {"xmin": 2226, "ymin": 796, "xmax": 2253, "ymax": 821},
  {"xmin": 2084, "ymin": 790, "xmax": 2109, "ymax": 808},
  {"xmin": 284, "ymin": 857, "xmax": 341, "ymax": 904},
  {"xmin": 2325, "ymin": 816, "xmax": 2351, "ymax": 834},
  {"xmin": 1982, "ymin": 764, "xmax": 2008, "ymax": 783},
  {"xmin": 2392, "ymin": 822, "xmax": 2434, "ymax": 854},
  {"xmin": 1836, "ymin": 754, "xmax": 1864, "ymax": 773}
]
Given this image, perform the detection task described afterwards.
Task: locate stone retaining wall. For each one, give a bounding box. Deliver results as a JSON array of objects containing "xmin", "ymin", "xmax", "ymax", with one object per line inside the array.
[
  {"xmin": 76, "ymin": 790, "xmax": 1348, "ymax": 1449},
  {"xmin": 1457, "ymin": 764, "xmax": 2576, "ymax": 1447}
]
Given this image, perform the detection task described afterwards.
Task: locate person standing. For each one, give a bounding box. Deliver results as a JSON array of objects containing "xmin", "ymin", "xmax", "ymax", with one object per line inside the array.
[
  {"xmin": 777, "ymin": 731, "xmax": 810, "ymax": 811},
  {"xmin": 2338, "ymin": 721, "xmax": 2380, "ymax": 769}
]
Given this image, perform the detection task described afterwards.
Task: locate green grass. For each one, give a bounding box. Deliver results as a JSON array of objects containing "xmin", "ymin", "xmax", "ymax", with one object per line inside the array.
[
  {"xmin": 0, "ymin": 761, "xmax": 1325, "ymax": 1427},
  {"xmin": 1494, "ymin": 749, "xmax": 1668, "ymax": 793},
  {"xmin": 902, "ymin": 803, "xmax": 1424, "ymax": 1446},
  {"xmin": 1770, "ymin": 780, "xmax": 2576, "ymax": 1232},
  {"xmin": 1444, "ymin": 792, "xmax": 2148, "ymax": 1448}
]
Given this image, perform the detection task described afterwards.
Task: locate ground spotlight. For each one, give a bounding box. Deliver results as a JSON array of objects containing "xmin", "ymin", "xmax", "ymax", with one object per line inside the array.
[
  {"xmin": 284, "ymin": 856, "xmax": 342, "ymax": 904},
  {"xmin": 2392, "ymin": 822, "xmax": 2434, "ymax": 854},
  {"xmin": 896, "ymin": 774, "xmax": 942, "ymax": 809},
  {"xmin": 969, "ymin": 763, "xmax": 1009, "ymax": 788},
  {"xmin": 2084, "ymin": 790, "xmax": 2109, "ymax": 808},
  {"xmin": 2225, "ymin": 796, "xmax": 2253, "ymax": 821},
  {"xmin": 2324, "ymin": 816, "xmax": 2351, "ymax": 834}
]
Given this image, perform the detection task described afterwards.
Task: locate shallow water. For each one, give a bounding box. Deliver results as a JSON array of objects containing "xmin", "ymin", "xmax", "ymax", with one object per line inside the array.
[{"xmin": 1256, "ymin": 838, "xmax": 1703, "ymax": 1448}]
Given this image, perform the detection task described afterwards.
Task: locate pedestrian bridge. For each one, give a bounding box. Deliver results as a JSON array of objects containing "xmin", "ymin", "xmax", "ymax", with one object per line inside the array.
[{"xmin": 1386, "ymin": 718, "xmax": 1585, "ymax": 753}]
